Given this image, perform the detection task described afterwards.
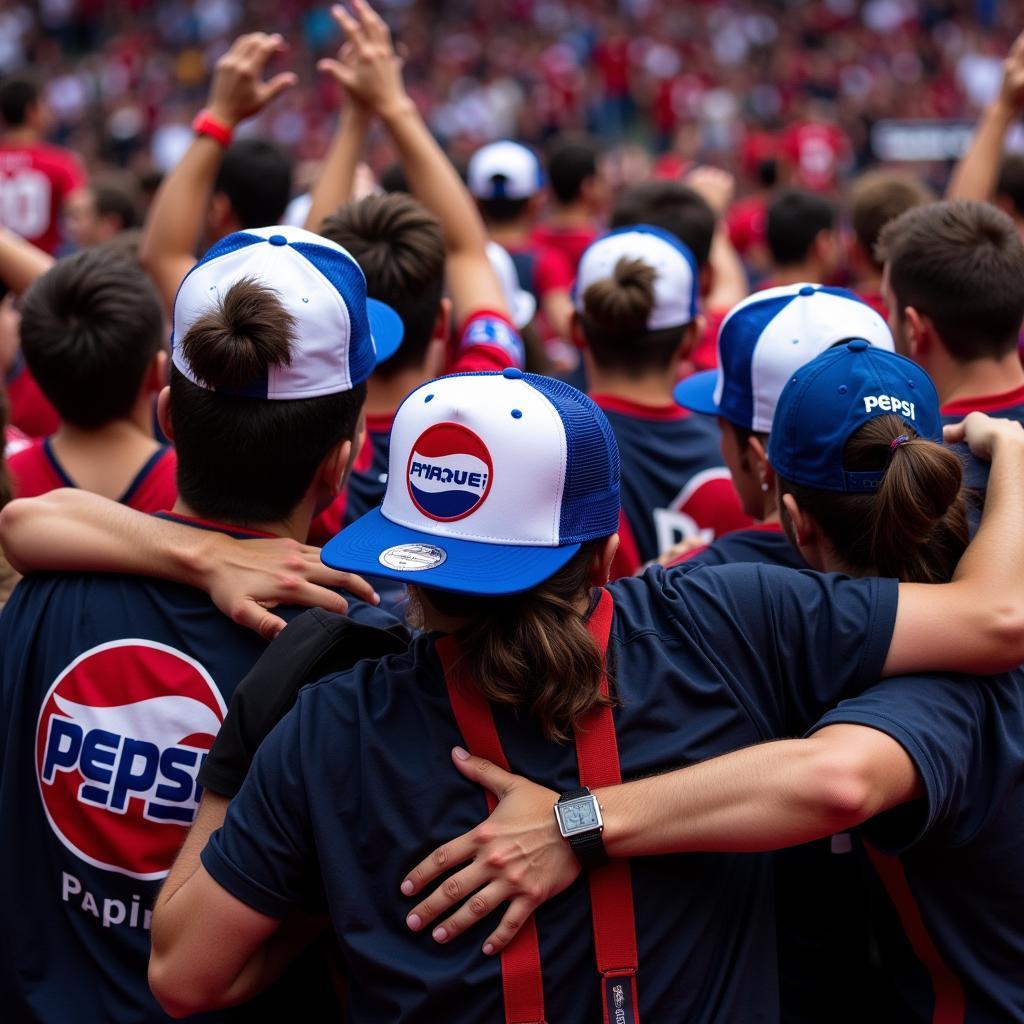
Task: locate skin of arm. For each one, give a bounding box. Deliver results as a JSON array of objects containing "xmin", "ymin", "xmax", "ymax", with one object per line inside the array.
[
  {"xmin": 320, "ymin": 0, "xmax": 509, "ymax": 323},
  {"xmin": 0, "ymin": 489, "xmax": 376, "ymax": 638},
  {"xmin": 400, "ymin": 725, "xmax": 919, "ymax": 954},
  {"xmin": 302, "ymin": 96, "xmax": 372, "ymax": 232},
  {"xmin": 0, "ymin": 227, "xmax": 54, "ymax": 295},
  {"xmin": 946, "ymin": 31, "xmax": 1024, "ymax": 204},
  {"xmin": 138, "ymin": 33, "xmax": 298, "ymax": 310},
  {"xmin": 149, "ymin": 795, "xmax": 325, "ymax": 1017},
  {"xmin": 685, "ymin": 166, "xmax": 747, "ymax": 312}
]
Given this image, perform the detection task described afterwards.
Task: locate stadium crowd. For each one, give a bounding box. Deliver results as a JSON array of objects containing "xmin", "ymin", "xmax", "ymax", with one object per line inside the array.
[{"xmin": 3, "ymin": 1, "xmax": 1024, "ymax": 1022}]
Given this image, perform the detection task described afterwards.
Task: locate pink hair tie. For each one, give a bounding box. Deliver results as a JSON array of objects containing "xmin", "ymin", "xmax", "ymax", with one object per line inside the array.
[{"xmin": 889, "ymin": 433, "xmax": 910, "ymax": 454}]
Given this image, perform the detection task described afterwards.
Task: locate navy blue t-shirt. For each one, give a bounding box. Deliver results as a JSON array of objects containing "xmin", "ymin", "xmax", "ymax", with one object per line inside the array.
[
  {"xmin": 591, "ymin": 395, "xmax": 750, "ymax": 573},
  {"xmin": 203, "ymin": 563, "xmax": 897, "ymax": 1024},
  {"xmin": 0, "ymin": 514, "xmax": 397, "ymax": 1024},
  {"xmin": 673, "ymin": 522, "xmax": 806, "ymax": 571},
  {"xmin": 811, "ymin": 669, "xmax": 1024, "ymax": 1023}
]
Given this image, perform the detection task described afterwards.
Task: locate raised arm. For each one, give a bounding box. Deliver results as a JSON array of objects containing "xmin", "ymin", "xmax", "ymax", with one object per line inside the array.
[
  {"xmin": 320, "ymin": 0, "xmax": 508, "ymax": 322},
  {"xmin": 401, "ymin": 727, "xmax": 919, "ymax": 953},
  {"xmin": 138, "ymin": 33, "xmax": 297, "ymax": 310},
  {"xmin": 947, "ymin": 32, "xmax": 1024, "ymax": 204},
  {"xmin": 686, "ymin": 166, "xmax": 748, "ymax": 311},
  {"xmin": 0, "ymin": 227, "xmax": 54, "ymax": 295},
  {"xmin": 0, "ymin": 489, "xmax": 375, "ymax": 638},
  {"xmin": 884, "ymin": 413, "xmax": 1024, "ymax": 676}
]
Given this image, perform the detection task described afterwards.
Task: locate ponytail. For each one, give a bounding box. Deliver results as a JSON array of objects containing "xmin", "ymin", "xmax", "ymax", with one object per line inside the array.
[
  {"xmin": 779, "ymin": 414, "xmax": 968, "ymax": 583},
  {"xmin": 415, "ymin": 540, "xmax": 610, "ymax": 742}
]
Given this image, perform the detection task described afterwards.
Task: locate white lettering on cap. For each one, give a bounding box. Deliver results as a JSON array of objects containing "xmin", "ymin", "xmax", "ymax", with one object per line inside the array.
[{"xmin": 863, "ymin": 395, "xmax": 915, "ymax": 419}]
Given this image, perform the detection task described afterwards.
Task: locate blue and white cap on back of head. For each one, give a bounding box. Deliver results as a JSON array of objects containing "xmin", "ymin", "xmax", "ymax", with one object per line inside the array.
[
  {"xmin": 467, "ymin": 141, "xmax": 544, "ymax": 200},
  {"xmin": 171, "ymin": 224, "xmax": 404, "ymax": 399},
  {"xmin": 674, "ymin": 283, "xmax": 893, "ymax": 432},
  {"xmin": 322, "ymin": 369, "xmax": 621, "ymax": 595},
  {"xmin": 768, "ymin": 340, "xmax": 942, "ymax": 492},
  {"xmin": 574, "ymin": 225, "xmax": 699, "ymax": 330}
]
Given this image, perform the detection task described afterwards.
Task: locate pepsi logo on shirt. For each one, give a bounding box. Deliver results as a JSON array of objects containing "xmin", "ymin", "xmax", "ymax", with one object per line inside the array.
[{"xmin": 407, "ymin": 423, "xmax": 493, "ymax": 521}]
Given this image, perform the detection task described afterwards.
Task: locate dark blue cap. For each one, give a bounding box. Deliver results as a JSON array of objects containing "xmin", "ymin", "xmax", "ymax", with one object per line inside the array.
[{"xmin": 767, "ymin": 341, "xmax": 942, "ymax": 492}]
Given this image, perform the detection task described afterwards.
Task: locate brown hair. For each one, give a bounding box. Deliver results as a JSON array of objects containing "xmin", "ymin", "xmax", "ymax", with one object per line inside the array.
[
  {"xmin": 876, "ymin": 200, "xmax": 1024, "ymax": 361},
  {"xmin": 848, "ymin": 171, "xmax": 933, "ymax": 270},
  {"xmin": 319, "ymin": 194, "xmax": 445, "ymax": 378},
  {"xmin": 171, "ymin": 278, "xmax": 366, "ymax": 524},
  {"xmin": 579, "ymin": 256, "xmax": 687, "ymax": 376},
  {"xmin": 415, "ymin": 541, "xmax": 609, "ymax": 742},
  {"xmin": 779, "ymin": 414, "xmax": 968, "ymax": 583}
]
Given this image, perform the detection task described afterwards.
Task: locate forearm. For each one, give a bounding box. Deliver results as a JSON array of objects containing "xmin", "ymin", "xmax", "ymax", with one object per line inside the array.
[
  {"xmin": 947, "ymin": 100, "xmax": 1016, "ymax": 202},
  {"xmin": 138, "ymin": 135, "xmax": 223, "ymax": 308},
  {"xmin": 598, "ymin": 738, "xmax": 883, "ymax": 857},
  {"xmin": 0, "ymin": 490, "xmax": 211, "ymax": 582},
  {"xmin": 304, "ymin": 104, "xmax": 372, "ymax": 232},
  {"xmin": 705, "ymin": 226, "xmax": 747, "ymax": 312},
  {"xmin": 0, "ymin": 228, "xmax": 53, "ymax": 294}
]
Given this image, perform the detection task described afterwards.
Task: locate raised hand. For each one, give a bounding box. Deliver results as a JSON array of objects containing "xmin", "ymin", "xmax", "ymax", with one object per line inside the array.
[
  {"xmin": 207, "ymin": 32, "xmax": 298, "ymax": 128},
  {"xmin": 1000, "ymin": 31, "xmax": 1024, "ymax": 113},
  {"xmin": 943, "ymin": 410, "xmax": 1024, "ymax": 463}
]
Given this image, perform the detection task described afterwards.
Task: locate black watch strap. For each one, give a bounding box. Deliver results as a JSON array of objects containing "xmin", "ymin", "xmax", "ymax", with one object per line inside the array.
[{"xmin": 558, "ymin": 787, "xmax": 609, "ymax": 870}]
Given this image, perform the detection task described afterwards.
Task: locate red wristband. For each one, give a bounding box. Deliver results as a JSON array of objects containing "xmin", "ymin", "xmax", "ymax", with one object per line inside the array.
[{"xmin": 192, "ymin": 110, "xmax": 233, "ymax": 147}]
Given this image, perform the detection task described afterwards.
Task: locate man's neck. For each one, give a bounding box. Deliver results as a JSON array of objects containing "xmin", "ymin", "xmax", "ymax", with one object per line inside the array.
[
  {"xmin": 365, "ymin": 367, "xmax": 429, "ymax": 418},
  {"xmin": 488, "ymin": 222, "xmax": 532, "ymax": 248},
  {"xmin": 1, "ymin": 127, "xmax": 38, "ymax": 145},
  {"xmin": 770, "ymin": 263, "xmax": 819, "ymax": 287},
  {"xmin": 169, "ymin": 498, "xmax": 309, "ymax": 542},
  {"xmin": 852, "ymin": 268, "xmax": 882, "ymax": 295},
  {"xmin": 935, "ymin": 352, "xmax": 1024, "ymax": 407},
  {"xmin": 586, "ymin": 364, "xmax": 678, "ymax": 406},
  {"xmin": 545, "ymin": 204, "xmax": 593, "ymax": 230}
]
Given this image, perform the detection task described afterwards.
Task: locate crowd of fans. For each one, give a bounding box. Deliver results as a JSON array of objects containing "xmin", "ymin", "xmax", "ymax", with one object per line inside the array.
[{"xmin": 3, "ymin": 1, "xmax": 1024, "ymax": 1022}]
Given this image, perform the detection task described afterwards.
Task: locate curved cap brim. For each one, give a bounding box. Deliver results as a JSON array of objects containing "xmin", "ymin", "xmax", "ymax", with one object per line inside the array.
[
  {"xmin": 673, "ymin": 369, "xmax": 721, "ymax": 416},
  {"xmin": 322, "ymin": 507, "xmax": 581, "ymax": 596},
  {"xmin": 367, "ymin": 298, "xmax": 405, "ymax": 366}
]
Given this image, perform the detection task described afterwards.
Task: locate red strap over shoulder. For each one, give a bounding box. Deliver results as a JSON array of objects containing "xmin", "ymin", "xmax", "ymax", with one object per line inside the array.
[{"xmin": 437, "ymin": 634, "xmax": 547, "ymax": 1024}]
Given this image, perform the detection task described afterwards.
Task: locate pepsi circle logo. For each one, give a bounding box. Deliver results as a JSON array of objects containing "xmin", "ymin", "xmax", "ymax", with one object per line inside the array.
[
  {"xmin": 407, "ymin": 423, "xmax": 493, "ymax": 521},
  {"xmin": 35, "ymin": 640, "xmax": 227, "ymax": 880}
]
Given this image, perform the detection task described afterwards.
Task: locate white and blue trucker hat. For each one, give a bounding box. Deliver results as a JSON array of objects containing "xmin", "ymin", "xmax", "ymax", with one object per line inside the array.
[
  {"xmin": 467, "ymin": 141, "xmax": 544, "ymax": 200},
  {"xmin": 171, "ymin": 224, "xmax": 404, "ymax": 398},
  {"xmin": 575, "ymin": 225, "xmax": 699, "ymax": 329},
  {"xmin": 322, "ymin": 368, "xmax": 621, "ymax": 595},
  {"xmin": 674, "ymin": 283, "xmax": 893, "ymax": 432},
  {"xmin": 768, "ymin": 340, "xmax": 942, "ymax": 492}
]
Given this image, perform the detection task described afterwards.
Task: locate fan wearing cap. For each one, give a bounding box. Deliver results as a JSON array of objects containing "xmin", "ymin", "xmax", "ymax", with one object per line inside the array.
[
  {"xmin": 671, "ymin": 282, "xmax": 895, "ymax": 571},
  {"xmin": 151, "ymin": 360, "xmax": 1024, "ymax": 1021},
  {"xmin": 0, "ymin": 225, "xmax": 400, "ymax": 1024},
  {"xmin": 468, "ymin": 139, "xmax": 576, "ymax": 342},
  {"xmin": 396, "ymin": 349, "xmax": 1024, "ymax": 1024},
  {"xmin": 573, "ymin": 225, "xmax": 750, "ymax": 577}
]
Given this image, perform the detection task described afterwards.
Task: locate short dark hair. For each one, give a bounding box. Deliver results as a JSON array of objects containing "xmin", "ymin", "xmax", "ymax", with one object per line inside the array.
[
  {"xmin": 767, "ymin": 189, "xmax": 835, "ymax": 266},
  {"xmin": 93, "ymin": 179, "xmax": 140, "ymax": 231},
  {"xmin": 848, "ymin": 171, "xmax": 933, "ymax": 270},
  {"xmin": 170, "ymin": 279, "xmax": 365, "ymax": 524},
  {"xmin": 213, "ymin": 139, "xmax": 292, "ymax": 228},
  {"xmin": 380, "ymin": 162, "xmax": 409, "ymax": 194},
  {"xmin": 996, "ymin": 154, "xmax": 1024, "ymax": 218},
  {"xmin": 477, "ymin": 196, "xmax": 531, "ymax": 224},
  {"xmin": 19, "ymin": 250, "xmax": 164, "ymax": 429},
  {"xmin": 877, "ymin": 200, "xmax": 1024, "ymax": 361},
  {"xmin": 610, "ymin": 182, "xmax": 714, "ymax": 267},
  {"xmin": 0, "ymin": 75, "xmax": 38, "ymax": 128},
  {"xmin": 547, "ymin": 139, "xmax": 598, "ymax": 205},
  {"xmin": 319, "ymin": 194, "xmax": 445, "ymax": 378}
]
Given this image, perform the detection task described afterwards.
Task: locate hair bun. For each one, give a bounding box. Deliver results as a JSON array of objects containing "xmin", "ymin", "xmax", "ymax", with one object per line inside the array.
[{"xmin": 582, "ymin": 256, "xmax": 657, "ymax": 332}]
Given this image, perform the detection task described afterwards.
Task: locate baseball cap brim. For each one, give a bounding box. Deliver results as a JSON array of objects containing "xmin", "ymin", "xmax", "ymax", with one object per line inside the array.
[
  {"xmin": 673, "ymin": 369, "xmax": 721, "ymax": 417},
  {"xmin": 367, "ymin": 298, "xmax": 405, "ymax": 366},
  {"xmin": 322, "ymin": 507, "xmax": 581, "ymax": 596}
]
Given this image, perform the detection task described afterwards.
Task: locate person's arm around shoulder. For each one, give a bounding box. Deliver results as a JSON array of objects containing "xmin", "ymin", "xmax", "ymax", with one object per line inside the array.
[
  {"xmin": 885, "ymin": 413, "xmax": 1024, "ymax": 677},
  {"xmin": 0, "ymin": 489, "xmax": 376, "ymax": 638},
  {"xmin": 139, "ymin": 33, "xmax": 297, "ymax": 310},
  {"xmin": 947, "ymin": 31, "xmax": 1024, "ymax": 204}
]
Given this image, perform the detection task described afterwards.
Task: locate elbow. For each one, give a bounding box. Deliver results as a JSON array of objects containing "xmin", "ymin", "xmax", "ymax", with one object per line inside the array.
[
  {"xmin": 803, "ymin": 746, "xmax": 877, "ymax": 832},
  {"xmin": 986, "ymin": 601, "xmax": 1024, "ymax": 672},
  {"xmin": 149, "ymin": 955, "xmax": 220, "ymax": 1019},
  {"xmin": 0, "ymin": 498, "xmax": 34, "ymax": 573}
]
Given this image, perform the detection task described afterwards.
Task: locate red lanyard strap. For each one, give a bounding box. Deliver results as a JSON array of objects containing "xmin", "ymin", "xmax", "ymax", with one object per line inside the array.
[{"xmin": 437, "ymin": 588, "xmax": 640, "ymax": 1024}]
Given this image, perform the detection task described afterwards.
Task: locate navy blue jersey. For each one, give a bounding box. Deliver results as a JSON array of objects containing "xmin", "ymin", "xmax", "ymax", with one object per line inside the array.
[
  {"xmin": 345, "ymin": 413, "xmax": 393, "ymax": 527},
  {"xmin": 0, "ymin": 513, "xmax": 397, "ymax": 1024},
  {"xmin": 591, "ymin": 395, "xmax": 750, "ymax": 575},
  {"xmin": 202, "ymin": 563, "xmax": 897, "ymax": 1024},
  {"xmin": 672, "ymin": 521, "xmax": 806, "ymax": 571},
  {"xmin": 941, "ymin": 385, "xmax": 1024, "ymax": 531},
  {"xmin": 812, "ymin": 669, "xmax": 1024, "ymax": 1022}
]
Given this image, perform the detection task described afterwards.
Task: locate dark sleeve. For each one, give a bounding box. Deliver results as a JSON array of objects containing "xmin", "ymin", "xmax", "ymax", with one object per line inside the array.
[
  {"xmin": 201, "ymin": 701, "xmax": 315, "ymax": 919},
  {"xmin": 656, "ymin": 563, "xmax": 898, "ymax": 736},
  {"xmin": 808, "ymin": 674, "xmax": 989, "ymax": 853}
]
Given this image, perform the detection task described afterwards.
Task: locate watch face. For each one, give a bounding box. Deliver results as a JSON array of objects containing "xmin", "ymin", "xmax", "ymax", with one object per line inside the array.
[{"xmin": 558, "ymin": 796, "xmax": 600, "ymax": 834}]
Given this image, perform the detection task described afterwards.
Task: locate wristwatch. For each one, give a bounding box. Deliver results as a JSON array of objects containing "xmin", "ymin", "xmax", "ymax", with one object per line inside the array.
[{"xmin": 554, "ymin": 787, "xmax": 608, "ymax": 870}]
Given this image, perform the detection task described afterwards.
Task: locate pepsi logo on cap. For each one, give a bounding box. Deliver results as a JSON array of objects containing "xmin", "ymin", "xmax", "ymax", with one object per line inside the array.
[
  {"xmin": 36, "ymin": 640, "xmax": 227, "ymax": 881},
  {"xmin": 407, "ymin": 423, "xmax": 493, "ymax": 521}
]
